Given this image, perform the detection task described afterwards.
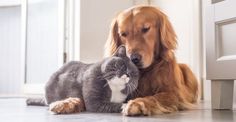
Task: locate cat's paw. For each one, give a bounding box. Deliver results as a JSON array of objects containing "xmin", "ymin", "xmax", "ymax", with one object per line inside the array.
[
  {"xmin": 122, "ymin": 99, "xmax": 151, "ymax": 116},
  {"xmin": 49, "ymin": 97, "xmax": 84, "ymax": 114}
]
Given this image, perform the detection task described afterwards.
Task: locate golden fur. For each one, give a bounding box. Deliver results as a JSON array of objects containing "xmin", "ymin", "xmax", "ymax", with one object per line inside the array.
[
  {"xmin": 105, "ymin": 5, "xmax": 199, "ymax": 116},
  {"xmin": 49, "ymin": 97, "xmax": 85, "ymax": 114}
]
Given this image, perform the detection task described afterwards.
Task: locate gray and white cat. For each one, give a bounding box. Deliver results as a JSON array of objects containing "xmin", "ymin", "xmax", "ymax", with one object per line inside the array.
[{"xmin": 26, "ymin": 46, "xmax": 139, "ymax": 113}]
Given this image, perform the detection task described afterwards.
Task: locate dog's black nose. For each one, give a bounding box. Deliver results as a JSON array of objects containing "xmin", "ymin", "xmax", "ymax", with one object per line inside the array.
[{"xmin": 130, "ymin": 53, "xmax": 141, "ymax": 64}]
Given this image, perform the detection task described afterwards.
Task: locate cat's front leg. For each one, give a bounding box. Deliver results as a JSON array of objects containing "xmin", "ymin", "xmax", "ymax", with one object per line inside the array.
[
  {"xmin": 86, "ymin": 101, "xmax": 125, "ymax": 113},
  {"xmin": 49, "ymin": 97, "xmax": 85, "ymax": 114}
]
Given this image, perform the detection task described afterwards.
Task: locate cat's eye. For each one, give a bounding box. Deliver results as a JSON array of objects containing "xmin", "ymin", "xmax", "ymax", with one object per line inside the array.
[{"xmin": 142, "ymin": 26, "xmax": 150, "ymax": 33}]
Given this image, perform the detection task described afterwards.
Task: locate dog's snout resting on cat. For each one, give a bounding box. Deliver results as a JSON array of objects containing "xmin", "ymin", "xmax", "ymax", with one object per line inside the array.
[{"xmin": 26, "ymin": 46, "xmax": 139, "ymax": 114}]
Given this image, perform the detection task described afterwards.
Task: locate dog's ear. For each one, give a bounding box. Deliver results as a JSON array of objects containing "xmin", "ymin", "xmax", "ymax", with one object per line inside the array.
[
  {"xmin": 105, "ymin": 18, "xmax": 121, "ymax": 57},
  {"xmin": 155, "ymin": 9, "xmax": 177, "ymax": 61},
  {"xmin": 159, "ymin": 12, "xmax": 177, "ymax": 51}
]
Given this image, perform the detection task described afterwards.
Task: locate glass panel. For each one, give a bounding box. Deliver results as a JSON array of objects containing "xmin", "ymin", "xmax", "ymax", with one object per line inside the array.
[
  {"xmin": 0, "ymin": 6, "xmax": 21, "ymax": 94},
  {"xmin": 26, "ymin": 0, "xmax": 59, "ymax": 84}
]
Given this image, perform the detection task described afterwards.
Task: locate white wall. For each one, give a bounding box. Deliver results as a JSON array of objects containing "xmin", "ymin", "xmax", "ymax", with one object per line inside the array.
[
  {"xmin": 152, "ymin": 0, "xmax": 202, "ymax": 81},
  {"xmin": 79, "ymin": 0, "xmax": 134, "ymax": 63},
  {"xmin": 202, "ymin": 0, "xmax": 210, "ymax": 102}
]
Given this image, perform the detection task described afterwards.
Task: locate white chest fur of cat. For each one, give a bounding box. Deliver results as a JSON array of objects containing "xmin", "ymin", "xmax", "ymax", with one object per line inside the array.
[{"xmin": 107, "ymin": 74, "xmax": 130, "ymax": 103}]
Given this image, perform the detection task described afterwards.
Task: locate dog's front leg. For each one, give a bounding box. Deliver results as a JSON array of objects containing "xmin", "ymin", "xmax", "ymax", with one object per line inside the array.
[{"xmin": 122, "ymin": 92, "xmax": 181, "ymax": 116}]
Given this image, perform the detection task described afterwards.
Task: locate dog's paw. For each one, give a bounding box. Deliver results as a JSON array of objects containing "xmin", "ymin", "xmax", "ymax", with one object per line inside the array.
[
  {"xmin": 122, "ymin": 99, "xmax": 151, "ymax": 116},
  {"xmin": 49, "ymin": 97, "xmax": 84, "ymax": 114}
]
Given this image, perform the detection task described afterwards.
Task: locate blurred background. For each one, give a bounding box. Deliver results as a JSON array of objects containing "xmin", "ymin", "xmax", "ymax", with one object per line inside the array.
[{"xmin": 0, "ymin": 0, "xmax": 235, "ymax": 105}]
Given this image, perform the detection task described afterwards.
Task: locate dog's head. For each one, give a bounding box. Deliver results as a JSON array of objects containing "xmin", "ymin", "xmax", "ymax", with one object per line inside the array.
[{"xmin": 105, "ymin": 6, "xmax": 177, "ymax": 69}]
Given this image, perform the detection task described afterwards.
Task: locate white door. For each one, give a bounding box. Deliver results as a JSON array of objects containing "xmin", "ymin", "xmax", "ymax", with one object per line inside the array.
[{"xmin": 205, "ymin": 0, "xmax": 236, "ymax": 109}]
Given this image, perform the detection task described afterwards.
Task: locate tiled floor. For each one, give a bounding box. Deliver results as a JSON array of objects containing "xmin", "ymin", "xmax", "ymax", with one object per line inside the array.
[{"xmin": 0, "ymin": 98, "xmax": 235, "ymax": 122}]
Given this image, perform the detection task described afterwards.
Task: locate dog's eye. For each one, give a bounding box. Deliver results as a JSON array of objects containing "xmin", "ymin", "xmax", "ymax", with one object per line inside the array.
[
  {"xmin": 142, "ymin": 27, "xmax": 150, "ymax": 33},
  {"xmin": 120, "ymin": 32, "xmax": 128, "ymax": 37}
]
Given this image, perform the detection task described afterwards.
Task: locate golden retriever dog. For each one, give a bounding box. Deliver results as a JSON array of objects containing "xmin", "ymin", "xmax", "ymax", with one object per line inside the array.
[{"xmin": 105, "ymin": 5, "xmax": 199, "ymax": 116}]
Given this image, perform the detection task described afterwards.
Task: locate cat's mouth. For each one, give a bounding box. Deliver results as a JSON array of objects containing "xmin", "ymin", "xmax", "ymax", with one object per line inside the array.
[
  {"xmin": 120, "ymin": 74, "xmax": 130, "ymax": 84},
  {"xmin": 107, "ymin": 74, "xmax": 129, "ymax": 87}
]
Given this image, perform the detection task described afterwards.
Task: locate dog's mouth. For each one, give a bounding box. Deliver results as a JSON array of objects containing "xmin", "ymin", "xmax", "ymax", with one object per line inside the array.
[
  {"xmin": 134, "ymin": 62, "xmax": 144, "ymax": 69},
  {"xmin": 136, "ymin": 59, "xmax": 154, "ymax": 70}
]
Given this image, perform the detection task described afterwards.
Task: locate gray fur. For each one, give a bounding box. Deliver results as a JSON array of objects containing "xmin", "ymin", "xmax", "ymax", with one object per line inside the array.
[{"xmin": 26, "ymin": 46, "xmax": 139, "ymax": 113}]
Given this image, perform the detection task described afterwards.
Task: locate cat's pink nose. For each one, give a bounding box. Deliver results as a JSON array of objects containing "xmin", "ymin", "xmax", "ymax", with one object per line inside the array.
[{"xmin": 121, "ymin": 74, "xmax": 127, "ymax": 79}]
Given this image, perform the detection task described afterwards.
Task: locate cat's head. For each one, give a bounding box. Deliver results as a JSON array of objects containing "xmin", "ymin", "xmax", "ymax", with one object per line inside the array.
[{"xmin": 101, "ymin": 46, "xmax": 139, "ymax": 94}]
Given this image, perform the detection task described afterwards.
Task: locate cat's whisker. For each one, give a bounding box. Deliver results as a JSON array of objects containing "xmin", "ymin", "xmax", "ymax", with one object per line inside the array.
[
  {"xmin": 103, "ymin": 83, "xmax": 108, "ymax": 88},
  {"xmin": 129, "ymin": 82, "xmax": 140, "ymax": 97},
  {"xmin": 102, "ymin": 72, "xmax": 116, "ymax": 79},
  {"xmin": 134, "ymin": 88, "xmax": 142, "ymax": 97},
  {"xmin": 103, "ymin": 72, "xmax": 114, "ymax": 77},
  {"xmin": 127, "ymin": 84, "xmax": 131, "ymax": 94},
  {"xmin": 127, "ymin": 83, "xmax": 133, "ymax": 94}
]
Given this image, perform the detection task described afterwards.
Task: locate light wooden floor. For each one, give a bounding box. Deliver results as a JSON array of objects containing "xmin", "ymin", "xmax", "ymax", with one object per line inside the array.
[{"xmin": 0, "ymin": 98, "xmax": 235, "ymax": 122}]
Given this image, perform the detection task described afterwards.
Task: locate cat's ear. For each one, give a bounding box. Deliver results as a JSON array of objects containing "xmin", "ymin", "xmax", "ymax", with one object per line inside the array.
[{"xmin": 114, "ymin": 45, "xmax": 126, "ymax": 57}]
